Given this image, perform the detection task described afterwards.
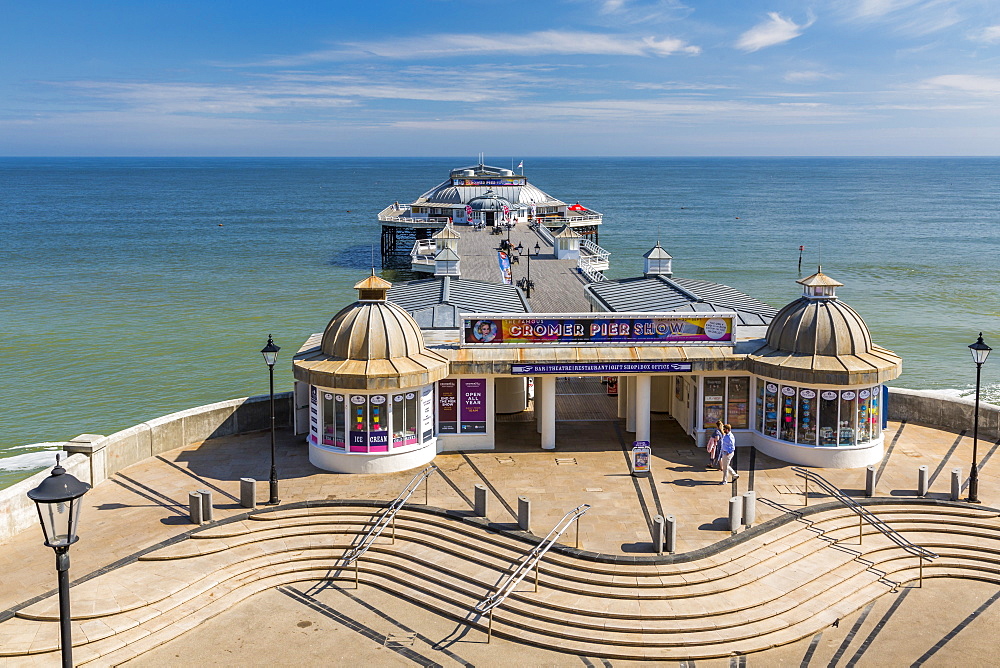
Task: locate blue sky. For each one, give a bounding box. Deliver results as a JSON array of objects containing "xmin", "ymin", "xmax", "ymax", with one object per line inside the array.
[{"xmin": 2, "ymin": 0, "xmax": 1000, "ymax": 156}]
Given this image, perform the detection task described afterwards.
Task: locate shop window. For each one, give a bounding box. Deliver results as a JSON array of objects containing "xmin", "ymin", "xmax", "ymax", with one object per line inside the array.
[
  {"xmin": 728, "ymin": 378, "xmax": 750, "ymax": 429},
  {"xmin": 322, "ymin": 393, "xmax": 346, "ymax": 448},
  {"xmin": 392, "ymin": 392, "xmax": 420, "ymax": 447},
  {"xmin": 870, "ymin": 386, "xmax": 881, "ymax": 439},
  {"xmin": 797, "ymin": 389, "xmax": 817, "ymax": 445},
  {"xmin": 819, "ymin": 390, "xmax": 839, "ymax": 446},
  {"xmin": 857, "ymin": 388, "xmax": 872, "ymax": 443},
  {"xmin": 763, "ymin": 383, "xmax": 778, "ymax": 438},
  {"xmin": 779, "ymin": 386, "xmax": 797, "ymax": 442},
  {"xmin": 703, "ymin": 377, "xmax": 725, "ymax": 428},
  {"xmin": 839, "ymin": 391, "xmax": 857, "ymax": 445}
]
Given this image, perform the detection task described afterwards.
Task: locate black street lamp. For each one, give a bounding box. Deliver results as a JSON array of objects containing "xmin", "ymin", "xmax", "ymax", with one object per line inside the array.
[
  {"xmin": 27, "ymin": 457, "xmax": 91, "ymax": 668},
  {"xmin": 261, "ymin": 335, "xmax": 281, "ymax": 505},
  {"xmin": 514, "ymin": 242, "xmax": 539, "ymax": 299},
  {"xmin": 968, "ymin": 332, "xmax": 992, "ymax": 503}
]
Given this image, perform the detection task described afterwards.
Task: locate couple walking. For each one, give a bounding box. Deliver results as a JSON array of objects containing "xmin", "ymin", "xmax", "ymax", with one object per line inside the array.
[{"xmin": 706, "ymin": 420, "xmax": 739, "ymax": 484}]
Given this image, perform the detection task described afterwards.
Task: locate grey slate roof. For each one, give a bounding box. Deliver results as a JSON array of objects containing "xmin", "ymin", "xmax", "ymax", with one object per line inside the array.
[
  {"xmin": 387, "ymin": 277, "xmax": 530, "ymax": 329},
  {"xmin": 585, "ymin": 274, "xmax": 778, "ymax": 327}
]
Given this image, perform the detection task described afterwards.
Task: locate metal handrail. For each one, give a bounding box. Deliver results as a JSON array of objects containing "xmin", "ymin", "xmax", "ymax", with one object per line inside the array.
[
  {"xmin": 475, "ymin": 503, "xmax": 590, "ymax": 614},
  {"xmin": 340, "ymin": 464, "xmax": 438, "ymax": 566},
  {"xmin": 791, "ymin": 467, "xmax": 937, "ymax": 560}
]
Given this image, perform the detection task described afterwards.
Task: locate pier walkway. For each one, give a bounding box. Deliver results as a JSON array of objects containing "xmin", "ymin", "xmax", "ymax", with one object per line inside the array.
[
  {"xmin": 2, "ymin": 380, "xmax": 1000, "ymax": 665},
  {"xmin": 413, "ymin": 220, "xmax": 595, "ymax": 313}
]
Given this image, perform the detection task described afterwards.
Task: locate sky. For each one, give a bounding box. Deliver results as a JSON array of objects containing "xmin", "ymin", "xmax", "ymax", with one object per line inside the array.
[{"xmin": 2, "ymin": 0, "xmax": 1000, "ymax": 156}]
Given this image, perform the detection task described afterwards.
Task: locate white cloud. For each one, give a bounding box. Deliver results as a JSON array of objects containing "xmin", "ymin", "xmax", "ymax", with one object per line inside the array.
[
  {"xmin": 921, "ymin": 74, "xmax": 1000, "ymax": 95},
  {"xmin": 971, "ymin": 25, "xmax": 1000, "ymax": 43},
  {"xmin": 784, "ymin": 70, "xmax": 839, "ymax": 83},
  {"xmin": 258, "ymin": 30, "xmax": 700, "ymax": 65},
  {"xmin": 735, "ymin": 13, "xmax": 815, "ymax": 52},
  {"xmin": 841, "ymin": 0, "xmax": 965, "ymax": 36}
]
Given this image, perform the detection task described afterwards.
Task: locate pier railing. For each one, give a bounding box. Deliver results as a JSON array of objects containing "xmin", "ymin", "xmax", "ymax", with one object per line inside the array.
[
  {"xmin": 378, "ymin": 204, "xmax": 451, "ymax": 227},
  {"xmin": 409, "ymin": 239, "xmax": 437, "ymax": 267}
]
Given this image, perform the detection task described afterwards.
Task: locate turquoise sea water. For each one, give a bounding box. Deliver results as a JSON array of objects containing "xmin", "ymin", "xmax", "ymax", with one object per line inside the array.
[{"xmin": 2, "ymin": 157, "xmax": 998, "ymax": 487}]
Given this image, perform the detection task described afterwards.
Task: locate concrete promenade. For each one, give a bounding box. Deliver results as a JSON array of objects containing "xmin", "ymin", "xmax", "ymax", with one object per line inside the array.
[{"xmin": 2, "ymin": 382, "xmax": 999, "ymax": 665}]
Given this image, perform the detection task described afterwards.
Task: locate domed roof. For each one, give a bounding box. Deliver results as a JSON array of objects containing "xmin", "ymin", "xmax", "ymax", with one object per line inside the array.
[
  {"xmin": 467, "ymin": 189, "xmax": 512, "ymax": 211},
  {"xmin": 747, "ymin": 270, "xmax": 901, "ymax": 385},
  {"xmin": 765, "ymin": 297, "xmax": 874, "ymax": 356},
  {"xmin": 293, "ymin": 274, "xmax": 449, "ymax": 390}
]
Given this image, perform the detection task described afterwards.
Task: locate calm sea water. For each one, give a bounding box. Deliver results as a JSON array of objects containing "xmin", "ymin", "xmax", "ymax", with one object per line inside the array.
[{"xmin": 2, "ymin": 157, "xmax": 998, "ymax": 487}]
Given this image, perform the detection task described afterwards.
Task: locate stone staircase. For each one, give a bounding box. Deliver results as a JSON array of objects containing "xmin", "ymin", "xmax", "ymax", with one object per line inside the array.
[{"xmin": 1, "ymin": 500, "xmax": 999, "ymax": 664}]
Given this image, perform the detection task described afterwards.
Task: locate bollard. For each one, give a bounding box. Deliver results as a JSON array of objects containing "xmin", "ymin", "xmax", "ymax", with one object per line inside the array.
[
  {"xmin": 728, "ymin": 497, "xmax": 743, "ymax": 534},
  {"xmin": 518, "ymin": 496, "xmax": 531, "ymax": 532},
  {"xmin": 951, "ymin": 468, "xmax": 962, "ymax": 502},
  {"xmin": 865, "ymin": 465, "xmax": 876, "ymax": 497},
  {"xmin": 742, "ymin": 491, "xmax": 757, "ymax": 528},
  {"xmin": 653, "ymin": 515, "xmax": 665, "ymax": 555},
  {"xmin": 189, "ymin": 491, "xmax": 204, "ymax": 525},
  {"xmin": 665, "ymin": 515, "xmax": 677, "ymax": 554},
  {"xmin": 240, "ymin": 478, "xmax": 257, "ymax": 509},
  {"xmin": 918, "ymin": 466, "xmax": 929, "ymax": 497},
  {"xmin": 197, "ymin": 489, "xmax": 214, "ymax": 522},
  {"xmin": 474, "ymin": 484, "xmax": 489, "ymax": 517}
]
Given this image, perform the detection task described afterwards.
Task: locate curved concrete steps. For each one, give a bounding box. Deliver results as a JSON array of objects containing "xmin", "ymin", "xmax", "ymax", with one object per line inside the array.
[{"xmin": 0, "ymin": 500, "xmax": 998, "ymax": 663}]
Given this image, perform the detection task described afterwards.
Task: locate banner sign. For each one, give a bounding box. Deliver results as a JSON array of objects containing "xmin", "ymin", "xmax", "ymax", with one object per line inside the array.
[
  {"xmin": 462, "ymin": 314, "xmax": 734, "ymax": 346},
  {"xmin": 459, "ymin": 379, "xmax": 487, "ymax": 433},
  {"xmin": 452, "ymin": 177, "xmax": 523, "ymax": 187},
  {"xmin": 421, "ymin": 385, "xmax": 434, "ymax": 442},
  {"xmin": 496, "ymin": 251, "xmax": 512, "ymax": 285},
  {"xmin": 511, "ymin": 362, "xmax": 693, "ymax": 375},
  {"xmin": 437, "ymin": 379, "xmax": 458, "ymax": 434}
]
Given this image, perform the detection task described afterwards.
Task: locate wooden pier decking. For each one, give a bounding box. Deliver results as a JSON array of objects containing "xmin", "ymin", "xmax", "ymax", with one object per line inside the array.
[{"xmin": 440, "ymin": 220, "xmax": 593, "ymax": 313}]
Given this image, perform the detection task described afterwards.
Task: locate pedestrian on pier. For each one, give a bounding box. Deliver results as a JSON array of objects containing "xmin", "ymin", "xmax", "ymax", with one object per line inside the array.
[
  {"xmin": 719, "ymin": 424, "xmax": 739, "ymax": 484},
  {"xmin": 706, "ymin": 420, "xmax": 723, "ymax": 469}
]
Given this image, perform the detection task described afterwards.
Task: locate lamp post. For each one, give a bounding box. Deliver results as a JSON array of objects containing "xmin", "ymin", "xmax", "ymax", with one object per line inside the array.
[
  {"xmin": 261, "ymin": 335, "xmax": 281, "ymax": 505},
  {"xmin": 968, "ymin": 333, "xmax": 992, "ymax": 503},
  {"xmin": 28, "ymin": 456, "xmax": 91, "ymax": 668},
  {"xmin": 514, "ymin": 242, "xmax": 539, "ymax": 299}
]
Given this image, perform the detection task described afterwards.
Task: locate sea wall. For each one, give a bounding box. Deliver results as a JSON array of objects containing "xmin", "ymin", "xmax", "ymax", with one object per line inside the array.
[
  {"xmin": 0, "ymin": 393, "xmax": 292, "ymax": 543},
  {"xmin": 887, "ymin": 387, "xmax": 1000, "ymax": 440}
]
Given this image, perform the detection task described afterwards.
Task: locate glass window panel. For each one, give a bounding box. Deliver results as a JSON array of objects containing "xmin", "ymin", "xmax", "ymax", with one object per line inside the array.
[
  {"xmin": 839, "ymin": 391, "xmax": 857, "ymax": 446},
  {"xmin": 870, "ymin": 386, "xmax": 881, "ymax": 439},
  {"xmin": 703, "ymin": 377, "xmax": 726, "ymax": 429},
  {"xmin": 779, "ymin": 386, "xmax": 797, "ymax": 442},
  {"xmin": 763, "ymin": 382, "xmax": 778, "ymax": 438},
  {"xmin": 405, "ymin": 392, "xmax": 419, "ymax": 445},
  {"xmin": 392, "ymin": 394, "xmax": 406, "ymax": 445},
  {"xmin": 322, "ymin": 392, "xmax": 336, "ymax": 446},
  {"xmin": 857, "ymin": 388, "xmax": 872, "ymax": 443},
  {"xmin": 797, "ymin": 389, "xmax": 818, "ymax": 445},
  {"xmin": 756, "ymin": 379, "xmax": 765, "ymax": 431},
  {"xmin": 819, "ymin": 390, "xmax": 839, "ymax": 446},
  {"xmin": 727, "ymin": 377, "xmax": 750, "ymax": 429}
]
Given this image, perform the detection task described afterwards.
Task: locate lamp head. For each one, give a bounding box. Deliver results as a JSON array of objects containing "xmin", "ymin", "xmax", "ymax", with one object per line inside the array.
[
  {"xmin": 261, "ymin": 334, "xmax": 280, "ymax": 368},
  {"xmin": 970, "ymin": 333, "xmax": 992, "ymax": 366},
  {"xmin": 27, "ymin": 455, "xmax": 90, "ymax": 549}
]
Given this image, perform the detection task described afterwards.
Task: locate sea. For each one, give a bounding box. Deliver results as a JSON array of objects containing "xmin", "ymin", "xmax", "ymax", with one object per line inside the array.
[{"xmin": 2, "ymin": 157, "xmax": 998, "ymax": 488}]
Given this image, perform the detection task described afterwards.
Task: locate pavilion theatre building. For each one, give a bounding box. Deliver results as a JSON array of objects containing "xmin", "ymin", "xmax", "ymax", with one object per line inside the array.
[{"xmin": 292, "ymin": 259, "xmax": 901, "ymax": 474}]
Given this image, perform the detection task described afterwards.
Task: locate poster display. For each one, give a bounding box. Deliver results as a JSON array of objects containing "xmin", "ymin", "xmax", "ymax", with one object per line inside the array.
[
  {"xmin": 437, "ymin": 379, "xmax": 458, "ymax": 434},
  {"xmin": 421, "ymin": 385, "xmax": 435, "ymax": 442},
  {"xmin": 460, "ymin": 379, "xmax": 487, "ymax": 433},
  {"xmin": 309, "ymin": 386, "xmax": 319, "ymax": 444},
  {"xmin": 631, "ymin": 442, "xmax": 651, "ymax": 477},
  {"xmin": 463, "ymin": 314, "xmax": 733, "ymax": 346}
]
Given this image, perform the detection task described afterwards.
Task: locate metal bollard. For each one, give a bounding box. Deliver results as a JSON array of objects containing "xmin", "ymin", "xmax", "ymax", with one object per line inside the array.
[
  {"xmin": 197, "ymin": 489, "xmax": 214, "ymax": 522},
  {"xmin": 865, "ymin": 465, "xmax": 876, "ymax": 497},
  {"xmin": 240, "ymin": 478, "xmax": 257, "ymax": 509},
  {"xmin": 665, "ymin": 515, "xmax": 677, "ymax": 554},
  {"xmin": 189, "ymin": 491, "xmax": 204, "ymax": 525},
  {"xmin": 518, "ymin": 496, "xmax": 531, "ymax": 532},
  {"xmin": 742, "ymin": 491, "xmax": 757, "ymax": 528},
  {"xmin": 951, "ymin": 468, "xmax": 961, "ymax": 501},
  {"xmin": 474, "ymin": 484, "xmax": 489, "ymax": 517},
  {"xmin": 728, "ymin": 497, "xmax": 743, "ymax": 534},
  {"xmin": 918, "ymin": 466, "xmax": 929, "ymax": 497},
  {"xmin": 653, "ymin": 514, "xmax": 665, "ymax": 555}
]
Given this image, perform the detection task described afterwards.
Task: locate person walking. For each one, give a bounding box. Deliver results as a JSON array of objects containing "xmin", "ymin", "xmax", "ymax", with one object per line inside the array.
[
  {"xmin": 719, "ymin": 424, "xmax": 740, "ymax": 484},
  {"xmin": 706, "ymin": 420, "xmax": 724, "ymax": 469}
]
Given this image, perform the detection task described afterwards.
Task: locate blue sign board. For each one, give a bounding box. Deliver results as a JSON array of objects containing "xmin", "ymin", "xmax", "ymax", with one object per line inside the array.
[{"xmin": 510, "ymin": 362, "xmax": 693, "ymax": 375}]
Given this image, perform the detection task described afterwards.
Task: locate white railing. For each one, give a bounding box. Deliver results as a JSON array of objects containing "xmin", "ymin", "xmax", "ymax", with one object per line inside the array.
[
  {"xmin": 578, "ymin": 255, "xmax": 607, "ymax": 283},
  {"xmin": 409, "ymin": 239, "xmax": 437, "ymax": 266},
  {"xmin": 580, "ymin": 239, "xmax": 610, "ymax": 263},
  {"xmin": 534, "ymin": 222, "xmax": 555, "ymax": 245},
  {"xmin": 378, "ymin": 204, "xmax": 451, "ymax": 226}
]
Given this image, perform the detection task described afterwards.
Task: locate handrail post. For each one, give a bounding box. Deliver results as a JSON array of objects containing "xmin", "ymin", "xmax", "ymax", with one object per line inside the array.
[
  {"xmin": 575, "ymin": 517, "xmax": 581, "ymax": 548},
  {"xmin": 425, "ymin": 476, "xmax": 429, "ymax": 505},
  {"xmin": 487, "ymin": 609, "xmax": 493, "ymax": 643},
  {"xmin": 919, "ymin": 556, "xmax": 923, "ymax": 588},
  {"xmin": 391, "ymin": 516, "xmax": 395, "ymax": 545},
  {"xmin": 859, "ymin": 513, "xmax": 863, "ymax": 545},
  {"xmin": 534, "ymin": 563, "xmax": 539, "ymax": 592},
  {"xmin": 355, "ymin": 559, "xmax": 360, "ymax": 589},
  {"xmin": 804, "ymin": 476, "xmax": 809, "ymax": 506}
]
